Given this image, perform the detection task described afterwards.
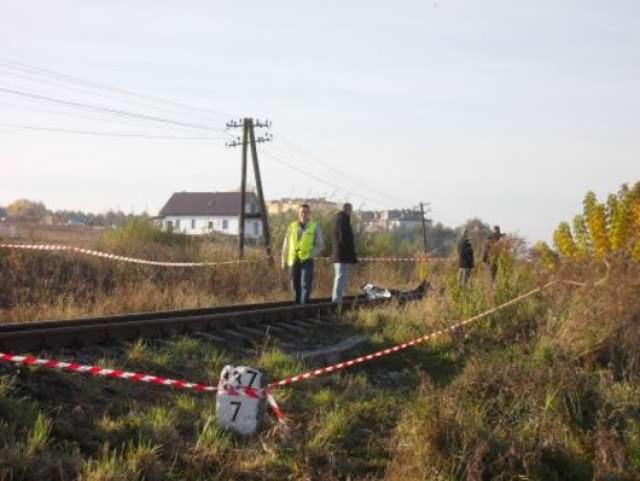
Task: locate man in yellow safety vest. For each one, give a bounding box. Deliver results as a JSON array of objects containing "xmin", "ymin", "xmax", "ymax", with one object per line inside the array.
[{"xmin": 281, "ymin": 203, "xmax": 325, "ymax": 304}]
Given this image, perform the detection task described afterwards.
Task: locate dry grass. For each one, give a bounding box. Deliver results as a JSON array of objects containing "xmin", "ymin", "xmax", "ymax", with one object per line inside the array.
[
  {"xmin": 0, "ymin": 247, "xmax": 418, "ymax": 322},
  {"xmin": 384, "ymin": 259, "xmax": 640, "ymax": 481},
  {"xmin": 0, "ymin": 218, "xmax": 420, "ymax": 322},
  {"xmin": 1, "ymin": 224, "xmax": 639, "ymax": 480},
  {"xmin": 0, "ymin": 221, "xmax": 104, "ymax": 247}
]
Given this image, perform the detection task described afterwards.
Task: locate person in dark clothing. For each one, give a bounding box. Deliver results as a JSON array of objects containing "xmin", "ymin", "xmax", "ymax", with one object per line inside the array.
[
  {"xmin": 331, "ymin": 203, "xmax": 358, "ymax": 304},
  {"xmin": 482, "ymin": 225, "xmax": 504, "ymax": 281},
  {"xmin": 457, "ymin": 228, "xmax": 474, "ymax": 287}
]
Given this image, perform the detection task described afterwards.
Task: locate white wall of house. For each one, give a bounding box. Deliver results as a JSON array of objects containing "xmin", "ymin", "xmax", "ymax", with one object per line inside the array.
[
  {"xmin": 387, "ymin": 220, "xmax": 421, "ymax": 231},
  {"xmin": 360, "ymin": 219, "xmax": 421, "ymax": 232},
  {"xmin": 159, "ymin": 215, "xmax": 263, "ymax": 238}
]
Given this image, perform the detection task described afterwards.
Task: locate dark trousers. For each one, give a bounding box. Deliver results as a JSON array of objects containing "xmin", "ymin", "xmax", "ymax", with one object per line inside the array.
[
  {"xmin": 291, "ymin": 259, "xmax": 314, "ymax": 304},
  {"xmin": 490, "ymin": 262, "xmax": 498, "ymax": 282}
]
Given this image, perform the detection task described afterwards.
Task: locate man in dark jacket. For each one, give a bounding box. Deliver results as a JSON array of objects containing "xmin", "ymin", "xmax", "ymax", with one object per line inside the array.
[
  {"xmin": 331, "ymin": 203, "xmax": 358, "ymax": 304},
  {"xmin": 457, "ymin": 228, "xmax": 474, "ymax": 287}
]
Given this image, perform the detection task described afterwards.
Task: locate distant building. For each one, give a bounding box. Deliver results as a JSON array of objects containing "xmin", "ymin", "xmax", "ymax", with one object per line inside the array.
[
  {"xmin": 358, "ymin": 209, "xmax": 425, "ymax": 232},
  {"xmin": 266, "ymin": 197, "xmax": 338, "ymax": 215},
  {"xmin": 157, "ymin": 192, "xmax": 263, "ymax": 237},
  {"xmin": 40, "ymin": 214, "xmax": 55, "ymax": 226},
  {"xmin": 66, "ymin": 218, "xmax": 87, "ymax": 227}
]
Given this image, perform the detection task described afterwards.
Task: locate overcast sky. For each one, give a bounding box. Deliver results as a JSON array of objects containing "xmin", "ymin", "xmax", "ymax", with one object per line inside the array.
[{"xmin": 1, "ymin": 1, "xmax": 638, "ymax": 242}]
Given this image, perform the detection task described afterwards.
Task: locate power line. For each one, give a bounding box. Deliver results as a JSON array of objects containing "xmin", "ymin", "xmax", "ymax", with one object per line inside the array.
[
  {"xmin": 0, "ymin": 87, "xmax": 228, "ymax": 133},
  {"xmin": 0, "ymin": 125, "xmax": 229, "ymax": 140},
  {"xmin": 0, "ymin": 67, "xmax": 229, "ymax": 129},
  {"xmin": 0, "ymin": 59, "xmax": 413, "ymax": 209},
  {"xmin": 0, "ymin": 100, "xmax": 219, "ymax": 135},
  {"xmin": 273, "ymin": 136, "xmax": 404, "ymax": 202},
  {"xmin": 260, "ymin": 147, "xmax": 400, "ymax": 208},
  {"xmin": 272, "ymin": 132, "xmax": 411, "ymax": 205},
  {"xmin": 0, "ymin": 57, "xmax": 235, "ymax": 122},
  {"xmin": 266, "ymin": 142, "xmax": 395, "ymax": 202}
]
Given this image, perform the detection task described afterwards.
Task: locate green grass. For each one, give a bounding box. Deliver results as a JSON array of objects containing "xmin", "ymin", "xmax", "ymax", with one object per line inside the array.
[
  {"xmin": 1, "ymin": 257, "xmax": 639, "ymax": 480},
  {"xmin": 78, "ymin": 444, "xmax": 131, "ymax": 481},
  {"xmin": 24, "ymin": 412, "xmax": 52, "ymax": 457}
]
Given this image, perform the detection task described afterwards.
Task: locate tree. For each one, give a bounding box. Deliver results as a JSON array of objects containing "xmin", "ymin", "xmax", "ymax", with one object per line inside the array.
[
  {"xmin": 552, "ymin": 182, "xmax": 640, "ymax": 262},
  {"xmin": 6, "ymin": 199, "xmax": 48, "ymax": 221}
]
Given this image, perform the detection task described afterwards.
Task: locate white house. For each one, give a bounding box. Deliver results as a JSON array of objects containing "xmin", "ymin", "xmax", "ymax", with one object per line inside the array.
[{"xmin": 157, "ymin": 192, "xmax": 263, "ymax": 238}]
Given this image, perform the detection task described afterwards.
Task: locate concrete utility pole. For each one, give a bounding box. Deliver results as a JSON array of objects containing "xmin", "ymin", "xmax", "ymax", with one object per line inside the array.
[
  {"xmin": 419, "ymin": 202, "xmax": 430, "ymax": 254},
  {"xmin": 239, "ymin": 119, "xmax": 249, "ymax": 258},
  {"xmin": 226, "ymin": 118, "xmax": 273, "ymax": 259},
  {"xmin": 248, "ymin": 119, "xmax": 273, "ymax": 259}
]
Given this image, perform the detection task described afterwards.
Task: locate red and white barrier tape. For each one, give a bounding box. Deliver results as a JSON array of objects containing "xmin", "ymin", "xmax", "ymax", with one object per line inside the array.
[
  {"xmin": 269, "ymin": 279, "xmax": 583, "ymax": 388},
  {"xmin": 0, "ymin": 243, "xmax": 255, "ymax": 267},
  {"xmin": 1, "ymin": 242, "xmax": 436, "ymax": 267},
  {"xmin": 0, "ymin": 352, "xmax": 220, "ymax": 391},
  {"xmin": 0, "ymin": 278, "xmax": 587, "ymax": 424},
  {"xmin": 0, "ymin": 352, "xmax": 286, "ymax": 422},
  {"xmin": 265, "ymin": 390, "xmax": 286, "ymax": 423},
  {"xmin": 358, "ymin": 256, "xmax": 434, "ymax": 263}
]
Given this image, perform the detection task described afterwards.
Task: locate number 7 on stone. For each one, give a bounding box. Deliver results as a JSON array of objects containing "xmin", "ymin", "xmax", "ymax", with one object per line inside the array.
[{"xmin": 230, "ymin": 401, "xmax": 242, "ymax": 422}]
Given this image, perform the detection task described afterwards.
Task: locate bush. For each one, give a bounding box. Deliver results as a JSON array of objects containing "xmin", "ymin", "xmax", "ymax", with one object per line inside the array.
[{"xmin": 99, "ymin": 219, "xmax": 193, "ymax": 256}]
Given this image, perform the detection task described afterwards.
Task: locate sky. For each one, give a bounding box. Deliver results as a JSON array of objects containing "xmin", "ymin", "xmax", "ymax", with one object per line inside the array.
[{"xmin": 1, "ymin": 0, "xmax": 638, "ymax": 242}]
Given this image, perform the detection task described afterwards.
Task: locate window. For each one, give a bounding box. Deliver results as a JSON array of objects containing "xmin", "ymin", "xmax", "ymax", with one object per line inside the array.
[
  {"xmin": 166, "ymin": 220, "xmax": 173, "ymax": 231},
  {"xmin": 222, "ymin": 219, "xmax": 228, "ymax": 230},
  {"xmin": 254, "ymin": 222, "xmax": 259, "ymax": 235},
  {"xmin": 208, "ymin": 221, "xmax": 213, "ymax": 230},
  {"xmin": 191, "ymin": 219, "xmax": 196, "ymax": 230},
  {"xmin": 175, "ymin": 219, "xmax": 181, "ymax": 230}
]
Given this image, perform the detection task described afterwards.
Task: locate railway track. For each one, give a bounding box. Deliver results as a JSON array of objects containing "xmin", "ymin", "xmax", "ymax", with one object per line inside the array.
[{"xmin": 0, "ymin": 283, "xmax": 428, "ymax": 353}]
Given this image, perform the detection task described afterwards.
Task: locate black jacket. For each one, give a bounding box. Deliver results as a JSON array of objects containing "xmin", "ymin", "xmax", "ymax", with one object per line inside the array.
[
  {"xmin": 458, "ymin": 237, "xmax": 474, "ymax": 269},
  {"xmin": 331, "ymin": 211, "xmax": 358, "ymax": 263}
]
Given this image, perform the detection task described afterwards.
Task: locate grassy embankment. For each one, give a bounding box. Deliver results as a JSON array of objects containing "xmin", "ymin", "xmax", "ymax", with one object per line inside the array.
[{"xmin": 1, "ymin": 216, "xmax": 639, "ymax": 480}]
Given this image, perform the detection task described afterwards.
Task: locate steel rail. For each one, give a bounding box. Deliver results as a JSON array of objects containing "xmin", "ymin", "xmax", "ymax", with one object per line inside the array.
[
  {"xmin": 0, "ymin": 295, "xmax": 360, "ymax": 333},
  {"xmin": 0, "ymin": 286, "xmax": 427, "ymax": 352}
]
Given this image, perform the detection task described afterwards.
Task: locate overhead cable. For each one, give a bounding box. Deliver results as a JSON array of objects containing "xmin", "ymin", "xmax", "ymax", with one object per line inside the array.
[
  {"xmin": 0, "ymin": 100, "xmax": 219, "ymax": 135},
  {"xmin": 0, "ymin": 57, "xmax": 235, "ymax": 121},
  {"xmin": 273, "ymin": 133, "xmax": 410, "ymax": 205},
  {"xmin": 260, "ymin": 147, "xmax": 400, "ymax": 208},
  {"xmin": 0, "ymin": 87, "xmax": 227, "ymax": 133},
  {"xmin": 1, "ymin": 125, "xmax": 229, "ymax": 140},
  {"xmin": 0, "ymin": 67, "xmax": 228, "ymax": 129}
]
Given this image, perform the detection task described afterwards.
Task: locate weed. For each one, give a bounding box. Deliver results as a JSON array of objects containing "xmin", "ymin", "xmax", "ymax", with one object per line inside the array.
[
  {"xmin": 24, "ymin": 412, "xmax": 52, "ymax": 458},
  {"xmin": 186, "ymin": 415, "xmax": 232, "ymax": 476},
  {"xmin": 78, "ymin": 444, "xmax": 131, "ymax": 481},
  {"xmin": 123, "ymin": 438, "xmax": 166, "ymax": 481},
  {"xmin": 135, "ymin": 405, "xmax": 180, "ymax": 453},
  {"xmin": 309, "ymin": 388, "xmax": 334, "ymax": 409},
  {"xmin": 256, "ymin": 348, "xmax": 306, "ymax": 382}
]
